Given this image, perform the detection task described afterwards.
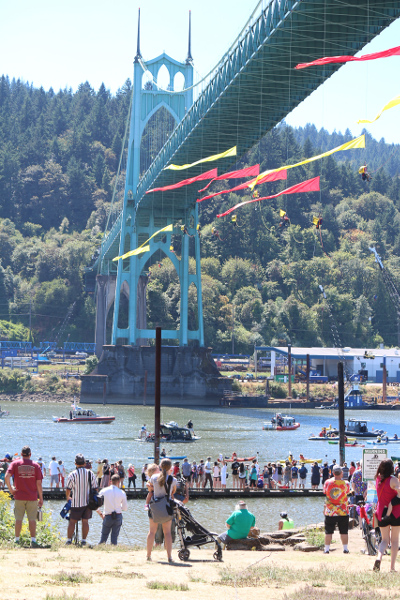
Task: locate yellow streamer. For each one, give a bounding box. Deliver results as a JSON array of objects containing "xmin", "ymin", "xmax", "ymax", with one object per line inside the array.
[
  {"xmin": 113, "ymin": 224, "xmax": 173, "ymax": 262},
  {"xmin": 249, "ymin": 135, "xmax": 365, "ymax": 190},
  {"xmin": 164, "ymin": 146, "xmax": 237, "ymax": 171},
  {"xmin": 357, "ymin": 94, "xmax": 400, "ymax": 124}
]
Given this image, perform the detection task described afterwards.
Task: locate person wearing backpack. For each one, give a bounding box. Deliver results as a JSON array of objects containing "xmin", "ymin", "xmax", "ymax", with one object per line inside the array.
[
  {"xmin": 291, "ymin": 462, "xmax": 299, "ymax": 489},
  {"xmin": 323, "ymin": 465, "xmax": 350, "ymax": 555}
]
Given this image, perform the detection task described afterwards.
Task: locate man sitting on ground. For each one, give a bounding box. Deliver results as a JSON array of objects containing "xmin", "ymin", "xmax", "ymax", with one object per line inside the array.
[{"xmin": 218, "ymin": 500, "xmax": 255, "ymax": 544}]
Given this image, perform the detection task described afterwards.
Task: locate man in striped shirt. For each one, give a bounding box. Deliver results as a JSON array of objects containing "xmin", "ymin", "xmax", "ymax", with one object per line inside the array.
[{"xmin": 65, "ymin": 454, "xmax": 97, "ymax": 546}]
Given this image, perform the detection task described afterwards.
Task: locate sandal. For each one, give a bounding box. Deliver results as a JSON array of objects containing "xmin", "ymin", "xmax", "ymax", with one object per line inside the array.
[
  {"xmin": 146, "ymin": 556, "xmax": 152, "ymax": 562},
  {"xmin": 373, "ymin": 559, "xmax": 381, "ymax": 571}
]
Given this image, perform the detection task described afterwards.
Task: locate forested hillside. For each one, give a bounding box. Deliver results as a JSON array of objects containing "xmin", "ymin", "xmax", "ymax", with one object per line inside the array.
[{"xmin": 1, "ymin": 75, "xmax": 400, "ymax": 352}]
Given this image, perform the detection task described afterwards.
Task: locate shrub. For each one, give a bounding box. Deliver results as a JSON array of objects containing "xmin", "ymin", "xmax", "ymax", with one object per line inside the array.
[{"xmin": 0, "ymin": 492, "xmax": 59, "ymax": 546}]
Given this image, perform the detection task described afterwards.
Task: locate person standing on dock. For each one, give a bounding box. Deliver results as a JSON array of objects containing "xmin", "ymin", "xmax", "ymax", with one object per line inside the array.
[
  {"xmin": 221, "ymin": 461, "xmax": 227, "ymax": 489},
  {"xmin": 58, "ymin": 460, "xmax": 66, "ymax": 489},
  {"xmin": 49, "ymin": 457, "xmax": 59, "ymax": 489},
  {"xmin": 231, "ymin": 458, "xmax": 240, "ymax": 489},
  {"xmin": 204, "ymin": 457, "xmax": 213, "ymax": 491},
  {"xmin": 298, "ymin": 463, "xmax": 308, "ymax": 489},
  {"xmin": 5, "ymin": 446, "xmax": 43, "ymax": 548}
]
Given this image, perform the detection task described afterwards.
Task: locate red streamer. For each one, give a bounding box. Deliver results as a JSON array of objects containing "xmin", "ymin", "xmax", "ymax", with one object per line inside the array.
[
  {"xmin": 216, "ymin": 177, "xmax": 320, "ymax": 218},
  {"xmin": 198, "ymin": 165, "xmax": 260, "ymax": 192},
  {"xmin": 146, "ymin": 168, "xmax": 218, "ymax": 193},
  {"xmin": 295, "ymin": 45, "xmax": 400, "ymax": 70},
  {"xmin": 197, "ymin": 169, "xmax": 287, "ymax": 203}
]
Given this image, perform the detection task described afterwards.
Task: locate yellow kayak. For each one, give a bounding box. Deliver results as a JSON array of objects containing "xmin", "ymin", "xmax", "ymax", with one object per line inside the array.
[{"xmin": 278, "ymin": 456, "xmax": 322, "ymax": 464}]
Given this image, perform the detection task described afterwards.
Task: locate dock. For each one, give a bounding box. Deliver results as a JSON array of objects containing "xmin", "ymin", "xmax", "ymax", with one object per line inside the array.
[{"xmin": 34, "ymin": 487, "xmax": 325, "ymax": 500}]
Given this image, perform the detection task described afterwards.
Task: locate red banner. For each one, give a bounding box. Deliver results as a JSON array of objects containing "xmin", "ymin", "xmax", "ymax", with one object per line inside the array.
[
  {"xmin": 146, "ymin": 168, "xmax": 218, "ymax": 193},
  {"xmin": 197, "ymin": 169, "xmax": 287, "ymax": 203},
  {"xmin": 198, "ymin": 165, "xmax": 260, "ymax": 192},
  {"xmin": 295, "ymin": 45, "xmax": 400, "ymax": 70},
  {"xmin": 217, "ymin": 177, "xmax": 320, "ymax": 218}
]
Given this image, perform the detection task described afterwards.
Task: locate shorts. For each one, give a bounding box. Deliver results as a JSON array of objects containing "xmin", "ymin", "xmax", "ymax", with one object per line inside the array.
[
  {"xmin": 324, "ymin": 515, "xmax": 349, "ymax": 535},
  {"xmin": 50, "ymin": 475, "xmax": 58, "ymax": 485},
  {"xmin": 378, "ymin": 514, "xmax": 400, "ymax": 527},
  {"xmin": 183, "ymin": 474, "xmax": 191, "ymax": 482},
  {"xmin": 69, "ymin": 505, "xmax": 93, "ymax": 521},
  {"xmin": 14, "ymin": 499, "xmax": 38, "ymax": 521}
]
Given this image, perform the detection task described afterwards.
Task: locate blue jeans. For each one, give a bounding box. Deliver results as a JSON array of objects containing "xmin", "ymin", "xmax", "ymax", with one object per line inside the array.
[{"xmin": 99, "ymin": 514, "xmax": 122, "ymax": 545}]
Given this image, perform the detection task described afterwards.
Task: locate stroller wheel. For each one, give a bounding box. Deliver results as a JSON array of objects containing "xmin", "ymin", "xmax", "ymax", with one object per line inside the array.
[
  {"xmin": 178, "ymin": 549, "xmax": 191, "ymax": 561},
  {"xmin": 213, "ymin": 549, "xmax": 223, "ymax": 562}
]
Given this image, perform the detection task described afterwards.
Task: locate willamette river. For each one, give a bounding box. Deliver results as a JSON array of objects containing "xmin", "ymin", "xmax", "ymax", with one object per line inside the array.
[{"xmin": 1, "ymin": 400, "xmax": 399, "ymax": 546}]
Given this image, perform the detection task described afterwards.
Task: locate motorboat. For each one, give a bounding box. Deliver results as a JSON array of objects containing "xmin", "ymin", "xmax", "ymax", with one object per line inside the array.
[
  {"xmin": 263, "ymin": 414, "xmax": 300, "ymax": 431},
  {"xmin": 344, "ymin": 419, "xmax": 385, "ymax": 438},
  {"xmin": 52, "ymin": 407, "xmax": 115, "ymax": 424},
  {"xmin": 138, "ymin": 422, "xmax": 201, "ymax": 443}
]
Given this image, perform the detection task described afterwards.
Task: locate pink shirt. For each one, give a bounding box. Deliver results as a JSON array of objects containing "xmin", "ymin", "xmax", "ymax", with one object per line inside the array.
[
  {"xmin": 7, "ymin": 458, "xmax": 43, "ymax": 501},
  {"xmin": 376, "ymin": 476, "xmax": 400, "ymax": 520}
]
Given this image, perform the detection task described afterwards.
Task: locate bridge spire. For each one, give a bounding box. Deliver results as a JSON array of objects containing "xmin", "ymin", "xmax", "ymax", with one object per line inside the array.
[
  {"xmin": 186, "ymin": 10, "xmax": 193, "ymax": 64},
  {"xmin": 134, "ymin": 7, "xmax": 142, "ymax": 63}
]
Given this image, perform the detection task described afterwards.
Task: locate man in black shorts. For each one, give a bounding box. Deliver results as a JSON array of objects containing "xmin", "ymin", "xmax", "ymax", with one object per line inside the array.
[
  {"xmin": 323, "ymin": 465, "xmax": 350, "ymax": 554},
  {"xmin": 65, "ymin": 453, "xmax": 97, "ymax": 546}
]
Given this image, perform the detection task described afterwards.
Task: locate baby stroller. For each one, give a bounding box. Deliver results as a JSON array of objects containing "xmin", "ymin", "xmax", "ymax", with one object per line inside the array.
[{"xmin": 174, "ymin": 500, "xmax": 223, "ymax": 562}]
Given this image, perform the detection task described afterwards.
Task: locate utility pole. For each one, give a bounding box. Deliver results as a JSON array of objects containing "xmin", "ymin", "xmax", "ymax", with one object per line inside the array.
[
  {"xmin": 154, "ymin": 327, "xmax": 161, "ymax": 465},
  {"xmin": 29, "ymin": 300, "xmax": 32, "ymax": 342},
  {"xmin": 287, "ymin": 343, "xmax": 292, "ymax": 398},
  {"xmin": 306, "ymin": 354, "xmax": 310, "ymax": 402},
  {"xmin": 231, "ymin": 304, "xmax": 235, "ymax": 355},
  {"xmin": 338, "ymin": 362, "xmax": 345, "ymax": 466},
  {"xmin": 382, "ymin": 356, "xmax": 387, "ymax": 403}
]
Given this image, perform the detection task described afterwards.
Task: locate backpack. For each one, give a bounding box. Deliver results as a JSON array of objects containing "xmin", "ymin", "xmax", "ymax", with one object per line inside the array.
[
  {"xmin": 198, "ymin": 464, "xmax": 204, "ymax": 476},
  {"xmin": 118, "ymin": 466, "xmax": 125, "ymax": 478}
]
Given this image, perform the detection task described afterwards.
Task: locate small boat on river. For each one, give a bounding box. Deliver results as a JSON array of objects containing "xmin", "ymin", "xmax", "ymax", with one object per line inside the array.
[
  {"xmin": 52, "ymin": 407, "xmax": 115, "ymax": 424},
  {"xmin": 219, "ymin": 453, "xmax": 257, "ymax": 463},
  {"xmin": 137, "ymin": 422, "xmax": 200, "ymax": 443},
  {"xmin": 0, "ymin": 407, "xmax": 9, "ymax": 418},
  {"xmin": 263, "ymin": 414, "xmax": 300, "ymax": 431}
]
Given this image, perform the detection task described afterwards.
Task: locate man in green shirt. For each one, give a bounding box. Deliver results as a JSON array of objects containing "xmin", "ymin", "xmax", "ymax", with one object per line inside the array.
[{"xmin": 219, "ymin": 501, "xmax": 256, "ymax": 543}]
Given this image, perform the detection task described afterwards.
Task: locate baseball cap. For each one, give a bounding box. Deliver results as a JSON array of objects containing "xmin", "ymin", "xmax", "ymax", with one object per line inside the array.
[
  {"xmin": 5, "ymin": 453, "xmax": 11, "ymax": 460},
  {"xmin": 75, "ymin": 453, "xmax": 85, "ymax": 465},
  {"xmin": 21, "ymin": 446, "xmax": 31, "ymax": 457},
  {"xmin": 333, "ymin": 465, "xmax": 342, "ymax": 473},
  {"xmin": 280, "ymin": 511, "xmax": 288, "ymax": 518}
]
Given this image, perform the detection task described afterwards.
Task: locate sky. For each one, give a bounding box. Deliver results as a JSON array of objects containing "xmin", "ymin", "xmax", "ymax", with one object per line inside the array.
[{"xmin": 1, "ymin": 0, "xmax": 400, "ymax": 143}]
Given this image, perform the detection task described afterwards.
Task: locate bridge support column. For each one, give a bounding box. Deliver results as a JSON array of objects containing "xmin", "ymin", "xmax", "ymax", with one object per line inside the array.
[
  {"xmin": 179, "ymin": 232, "xmax": 189, "ymax": 346},
  {"xmin": 137, "ymin": 274, "xmax": 149, "ymax": 345},
  {"xmin": 95, "ymin": 275, "xmax": 114, "ymax": 357}
]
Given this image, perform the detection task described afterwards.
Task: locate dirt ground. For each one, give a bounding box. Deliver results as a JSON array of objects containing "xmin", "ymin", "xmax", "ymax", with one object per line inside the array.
[{"xmin": 2, "ymin": 528, "xmax": 399, "ymax": 600}]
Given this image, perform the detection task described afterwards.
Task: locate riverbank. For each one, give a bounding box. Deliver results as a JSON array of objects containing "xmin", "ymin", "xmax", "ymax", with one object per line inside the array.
[
  {"xmin": 1, "ymin": 528, "xmax": 396, "ymax": 600},
  {"xmin": 0, "ymin": 392, "xmax": 72, "ymax": 403}
]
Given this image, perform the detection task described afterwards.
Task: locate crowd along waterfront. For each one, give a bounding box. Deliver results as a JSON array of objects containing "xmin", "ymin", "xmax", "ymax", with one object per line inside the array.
[{"xmin": 1, "ymin": 400, "xmax": 399, "ymax": 546}]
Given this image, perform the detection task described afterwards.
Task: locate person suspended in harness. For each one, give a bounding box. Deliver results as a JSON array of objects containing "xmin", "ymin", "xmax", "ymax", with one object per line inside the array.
[
  {"xmin": 278, "ymin": 210, "xmax": 290, "ymax": 229},
  {"xmin": 359, "ymin": 164, "xmax": 372, "ymax": 182}
]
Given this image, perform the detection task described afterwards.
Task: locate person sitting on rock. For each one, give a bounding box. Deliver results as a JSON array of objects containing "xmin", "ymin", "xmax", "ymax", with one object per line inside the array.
[
  {"xmin": 278, "ymin": 511, "xmax": 294, "ymax": 530},
  {"xmin": 218, "ymin": 500, "xmax": 255, "ymax": 545}
]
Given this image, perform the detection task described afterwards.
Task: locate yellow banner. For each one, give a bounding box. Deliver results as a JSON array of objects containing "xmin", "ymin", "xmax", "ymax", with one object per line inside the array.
[
  {"xmin": 164, "ymin": 146, "xmax": 237, "ymax": 171},
  {"xmin": 249, "ymin": 135, "xmax": 365, "ymax": 190},
  {"xmin": 357, "ymin": 95, "xmax": 400, "ymax": 124},
  {"xmin": 113, "ymin": 224, "xmax": 173, "ymax": 262}
]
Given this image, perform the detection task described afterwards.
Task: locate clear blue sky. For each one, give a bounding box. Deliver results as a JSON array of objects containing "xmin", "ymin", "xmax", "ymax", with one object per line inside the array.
[{"xmin": 1, "ymin": 0, "xmax": 400, "ymax": 143}]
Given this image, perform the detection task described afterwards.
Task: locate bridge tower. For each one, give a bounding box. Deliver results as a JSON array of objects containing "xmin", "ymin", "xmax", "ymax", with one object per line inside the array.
[{"xmin": 110, "ymin": 10, "xmax": 204, "ymax": 349}]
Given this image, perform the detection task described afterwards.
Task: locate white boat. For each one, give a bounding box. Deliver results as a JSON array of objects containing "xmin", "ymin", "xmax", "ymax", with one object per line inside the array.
[
  {"xmin": 263, "ymin": 414, "xmax": 300, "ymax": 431},
  {"xmin": 137, "ymin": 422, "xmax": 201, "ymax": 443},
  {"xmin": 52, "ymin": 407, "xmax": 115, "ymax": 424}
]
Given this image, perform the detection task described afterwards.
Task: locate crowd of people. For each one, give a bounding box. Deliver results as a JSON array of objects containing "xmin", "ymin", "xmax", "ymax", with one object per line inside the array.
[{"xmin": 4, "ymin": 444, "xmax": 400, "ymax": 571}]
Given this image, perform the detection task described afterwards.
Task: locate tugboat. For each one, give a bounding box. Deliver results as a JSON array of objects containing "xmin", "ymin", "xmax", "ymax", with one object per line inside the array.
[
  {"xmin": 344, "ymin": 419, "xmax": 385, "ymax": 438},
  {"xmin": 52, "ymin": 406, "xmax": 115, "ymax": 424}
]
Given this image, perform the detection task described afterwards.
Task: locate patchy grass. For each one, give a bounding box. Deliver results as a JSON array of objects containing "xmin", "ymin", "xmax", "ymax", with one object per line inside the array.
[
  {"xmin": 215, "ymin": 564, "xmax": 400, "ymax": 591},
  {"xmin": 146, "ymin": 581, "xmax": 189, "ymax": 591},
  {"xmin": 304, "ymin": 527, "xmax": 325, "ymax": 548},
  {"xmin": 92, "ymin": 543, "xmax": 142, "ymax": 552},
  {"xmin": 101, "ymin": 570, "xmax": 145, "ymax": 579},
  {"xmin": 46, "ymin": 572, "xmax": 93, "ymax": 586},
  {"xmin": 188, "ymin": 574, "xmax": 207, "ymax": 583},
  {"xmin": 44, "ymin": 594, "xmax": 89, "ymax": 600},
  {"xmin": 283, "ymin": 585, "xmax": 399, "ymax": 600}
]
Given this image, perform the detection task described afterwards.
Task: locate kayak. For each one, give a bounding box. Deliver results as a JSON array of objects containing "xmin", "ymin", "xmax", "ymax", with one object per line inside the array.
[
  {"xmin": 309, "ymin": 435, "xmax": 356, "ymax": 442},
  {"xmin": 367, "ymin": 438, "xmax": 400, "ymax": 445},
  {"xmin": 219, "ymin": 455, "xmax": 257, "ymax": 462},
  {"xmin": 328, "ymin": 441, "xmax": 365, "ymax": 447},
  {"xmin": 281, "ymin": 456, "xmax": 322, "ymax": 464},
  {"xmin": 147, "ymin": 456, "xmax": 187, "ymax": 460}
]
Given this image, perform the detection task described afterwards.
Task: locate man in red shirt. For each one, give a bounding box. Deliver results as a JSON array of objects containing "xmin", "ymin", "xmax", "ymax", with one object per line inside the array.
[{"xmin": 5, "ymin": 446, "xmax": 43, "ymax": 547}]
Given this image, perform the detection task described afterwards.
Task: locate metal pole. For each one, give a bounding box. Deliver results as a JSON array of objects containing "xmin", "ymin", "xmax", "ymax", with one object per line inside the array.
[
  {"xmin": 231, "ymin": 304, "xmax": 235, "ymax": 355},
  {"xmin": 306, "ymin": 354, "xmax": 310, "ymax": 402},
  {"xmin": 154, "ymin": 327, "xmax": 161, "ymax": 465},
  {"xmin": 254, "ymin": 347, "xmax": 257, "ymax": 379},
  {"xmin": 338, "ymin": 362, "xmax": 345, "ymax": 466},
  {"xmin": 382, "ymin": 356, "xmax": 387, "ymax": 404},
  {"xmin": 287, "ymin": 344, "xmax": 292, "ymax": 398}
]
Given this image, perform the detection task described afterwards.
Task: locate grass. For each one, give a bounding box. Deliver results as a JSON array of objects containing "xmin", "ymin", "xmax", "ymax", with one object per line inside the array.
[
  {"xmin": 44, "ymin": 594, "xmax": 88, "ymax": 600},
  {"xmin": 101, "ymin": 570, "xmax": 145, "ymax": 579},
  {"xmin": 283, "ymin": 585, "xmax": 399, "ymax": 600},
  {"xmin": 188, "ymin": 575, "xmax": 207, "ymax": 583},
  {"xmin": 146, "ymin": 581, "xmax": 189, "ymax": 591},
  {"xmin": 46, "ymin": 572, "xmax": 93, "ymax": 586},
  {"xmin": 93, "ymin": 543, "xmax": 142, "ymax": 552},
  {"xmin": 304, "ymin": 527, "xmax": 325, "ymax": 548},
  {"xmin": 215, "ymin": 564, "xmax": 400, "ymax": 591}
]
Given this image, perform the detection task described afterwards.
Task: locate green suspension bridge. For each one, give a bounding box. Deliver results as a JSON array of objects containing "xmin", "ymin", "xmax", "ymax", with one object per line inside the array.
[{"xmin": 92, "ymin": 0, "xmax": 400, "ymax": 357}]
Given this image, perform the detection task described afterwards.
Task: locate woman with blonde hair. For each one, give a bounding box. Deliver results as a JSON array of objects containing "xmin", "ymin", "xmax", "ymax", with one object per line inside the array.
[{"xmin": 146, "ymin": 458, "xmax": 177, "ymax": 563}]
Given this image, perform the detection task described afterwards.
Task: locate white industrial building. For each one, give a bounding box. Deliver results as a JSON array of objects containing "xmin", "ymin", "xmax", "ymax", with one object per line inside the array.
[{"xmin": 258, "ymin": 347, "xmax": 400, "ymax": 383}]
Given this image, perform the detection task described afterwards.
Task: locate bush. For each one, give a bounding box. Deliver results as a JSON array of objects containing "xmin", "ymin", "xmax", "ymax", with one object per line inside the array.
[
  {"xmin": 0, "ymin": 491, "xmax": 59, "ymax": 546},
  {"xmin": 304, "ymin": 527, "xmax": 325, "ymax": 548},
  {"xmin": 84, "ymin": 355, "xmax": 98, "ymax": 374},
  {"xmin": 269, "ymin": 383, "xmax": 287, "ymax": 399},
  {"xmin": 0, "ymin": 370, "xmax": 30, "ymax": 393}
]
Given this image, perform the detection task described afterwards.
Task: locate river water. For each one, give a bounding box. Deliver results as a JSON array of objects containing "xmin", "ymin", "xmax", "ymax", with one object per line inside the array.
[{"xmin": 1, "ymin": 400, "xmax": 399, "ymax": 546}]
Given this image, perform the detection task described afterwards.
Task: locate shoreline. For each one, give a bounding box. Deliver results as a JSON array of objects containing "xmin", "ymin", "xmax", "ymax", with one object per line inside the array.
[
  {"xmin": 1, "ymin": 528, "xmax": 395, "ymax": 600},
  {"xmin": 0, "ymin": 393, "xmax": 73, "ymax": 403}
]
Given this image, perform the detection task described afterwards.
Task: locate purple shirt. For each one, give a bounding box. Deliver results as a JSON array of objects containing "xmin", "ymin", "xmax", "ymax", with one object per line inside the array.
[{"xmin": 351, "ymin": 469, "xmax": 367, "ymax": 496}]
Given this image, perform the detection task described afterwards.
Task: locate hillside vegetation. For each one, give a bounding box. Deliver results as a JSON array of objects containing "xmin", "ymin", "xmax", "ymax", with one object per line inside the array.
[{"xmin": 1, "ymin": 75, "xmax": 400, "ymax": 352}]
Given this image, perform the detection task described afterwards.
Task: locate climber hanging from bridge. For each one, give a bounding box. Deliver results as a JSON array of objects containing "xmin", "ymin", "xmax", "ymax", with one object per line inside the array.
[
  {"xmin": 313, "ymin": 215, "xmax": 323, "ymax": 229},
  {"xmin": 359, "ymin": 164, "xmax": 372, "ymax": 182},
  {"xmin": 211, "ymin": 227, "xmax": 225, "ymax": 241},
  {"xmin": 278, "ymin": 210, "xmax": 290, "ymax": 229}
]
